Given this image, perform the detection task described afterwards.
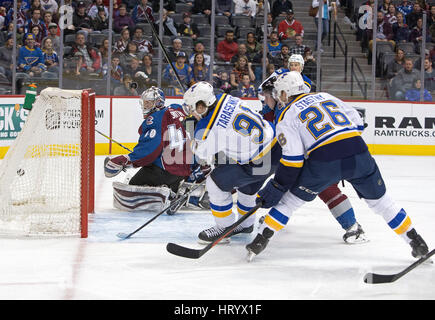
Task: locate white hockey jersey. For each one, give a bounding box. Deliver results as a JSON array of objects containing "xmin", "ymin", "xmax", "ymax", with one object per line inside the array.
[
  {"xmin": 276, "ymin": 92, "xmax": 366, "ymax": 168},
  {"xmin": 193, "ymin": 93, "xmax": 276, "ymax": 164}
]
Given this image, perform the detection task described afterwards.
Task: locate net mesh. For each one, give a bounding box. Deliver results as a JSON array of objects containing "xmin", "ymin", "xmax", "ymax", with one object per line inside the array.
[{"xmin": 0, "ymin": 88, "xmax": 86, "ymax": 237}]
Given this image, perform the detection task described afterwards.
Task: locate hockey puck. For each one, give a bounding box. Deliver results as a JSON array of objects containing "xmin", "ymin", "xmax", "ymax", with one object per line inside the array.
[{"xmin": 17, "ymin": 169, "xmax": 25, "ymax": 176}]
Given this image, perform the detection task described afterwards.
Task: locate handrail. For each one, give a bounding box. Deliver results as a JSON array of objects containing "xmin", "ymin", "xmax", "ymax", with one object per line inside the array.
[
  {"xmin": 350, "ymin": 57, "xmax": 368, "ymax": 100},
  {"xmin": 333, "ymin": 22, "xmax": 348, "ymax": 81}
]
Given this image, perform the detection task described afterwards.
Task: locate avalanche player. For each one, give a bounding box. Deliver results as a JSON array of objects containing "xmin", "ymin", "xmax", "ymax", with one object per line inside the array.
[
  {"xmin": 247, "ymin": 72, "xmax": 429, "ymax": 260},
  {"xmin": 104, "ymin": 86, "xmax": 206, "ymax": 213},
  {"xmin": 258, "ymin": 54, "xmax": 367, "ymax": 244},
  {"xmin": 182, "ymin": 81, "xmax": 281, "ymax": 244}
]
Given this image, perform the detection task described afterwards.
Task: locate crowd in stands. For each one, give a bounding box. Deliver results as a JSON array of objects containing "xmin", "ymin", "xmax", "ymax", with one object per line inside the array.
[
  {"xmin": 0, "ymin": 0, "xmax": 432, "ymax": 100},
  {"xmin": 346, "ymin": 0, "xmax": 435, "ymax": 100}
]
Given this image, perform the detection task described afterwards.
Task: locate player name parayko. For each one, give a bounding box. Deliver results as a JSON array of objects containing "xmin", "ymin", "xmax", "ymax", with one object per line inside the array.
[{"xmin": 174, "ymin": 304, "xmax": 262, "ymax": 317}]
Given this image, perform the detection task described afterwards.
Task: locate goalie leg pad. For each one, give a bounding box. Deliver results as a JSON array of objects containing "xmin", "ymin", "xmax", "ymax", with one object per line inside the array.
[{"xmin": 112, "ymin": 182, "xmax": 171, "ymax": 212}]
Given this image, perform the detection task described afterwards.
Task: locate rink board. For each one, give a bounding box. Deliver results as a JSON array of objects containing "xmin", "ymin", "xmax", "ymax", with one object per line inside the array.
[{"xmin": 0, "ymin": 96, "xmax": 434, "ymax": 158}]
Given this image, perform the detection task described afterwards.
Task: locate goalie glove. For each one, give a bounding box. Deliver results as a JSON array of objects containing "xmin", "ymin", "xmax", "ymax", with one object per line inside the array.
[{"xmin": 104, "ymin": 155, "xmax": 132, "ymax": 178}]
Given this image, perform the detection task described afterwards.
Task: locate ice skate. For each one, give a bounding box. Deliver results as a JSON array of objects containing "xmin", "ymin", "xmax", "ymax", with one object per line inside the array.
[
  {"xmin": 407, "ymin": 228, "xmax": 429, "ymax": 258},
  {"xmin": 343, "ymin": 223, "xmax": 369, "ymax": 244},
  {"xmin": 246, "ymin": 228, "xmax": 274, "ymax": 262}
]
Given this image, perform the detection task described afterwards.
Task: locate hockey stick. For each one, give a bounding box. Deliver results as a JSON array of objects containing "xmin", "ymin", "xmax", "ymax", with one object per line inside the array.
[
  {"xmin": 145, "ymin": 12, "xmax": 186, "ymax": 93},
  {"xmin": 116, "ymin": 174, "xmax": 210, "ymax": 240},
  {"xmin": 96, "ymin": 129, "xmax": 133, "ymax": 153},
  {"xmin": 166, "ymin": 202, "xmax": 263, "ymax": 259},
  {"xmin": 363, "ymin": 248, "xmax": 435, "ymax": 284}
]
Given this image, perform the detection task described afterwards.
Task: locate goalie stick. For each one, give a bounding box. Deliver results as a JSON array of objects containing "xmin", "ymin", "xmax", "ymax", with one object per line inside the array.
[
  {"xmin": 116, "ymin": 173, "xmax": 210, "ymax": 240},
  {"xmin": 363, "ymin": 248, "xmax": 435, "ymax": 284},
  {"xmin": 166, "ymin": 202, "xmax": 262, "ymax": 259},
  {"xmin": 96, "ymin": 129, "xmax": 133, "ymax": 153}
]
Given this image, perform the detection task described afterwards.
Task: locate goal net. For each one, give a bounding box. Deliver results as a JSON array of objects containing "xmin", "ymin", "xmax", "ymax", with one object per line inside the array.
[{"xmin": 0, "ymin": 88, "xmax": 95, "ymax": 238}]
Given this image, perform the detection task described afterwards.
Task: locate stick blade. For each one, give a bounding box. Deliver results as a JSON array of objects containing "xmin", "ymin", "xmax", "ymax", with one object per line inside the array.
[
  {"xmin": 117, "ymin": 232, "xmax": 130, "ymax": 240},
  {"xmin": 363, "ymin": 272, "xmax": 397, "ymax": 284},
  {"xmin": 166, "ymin": 243, "xmax": 202, "ymax": 259}
]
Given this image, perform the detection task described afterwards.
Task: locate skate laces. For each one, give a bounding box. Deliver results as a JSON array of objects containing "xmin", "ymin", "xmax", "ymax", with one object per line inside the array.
[{"xmin": 204, "ymin": 226, "xmax": 226, "ymax": 238}]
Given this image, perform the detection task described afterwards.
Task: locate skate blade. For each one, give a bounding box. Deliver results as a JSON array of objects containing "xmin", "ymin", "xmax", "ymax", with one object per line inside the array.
[
  {"xmin": 344, "ymin": 236, "xmax": 370, "ymax": 245},
  {"xmin": 246, "ymin": 250, "xmax": 256, "ymax": 262},
  {"xmin": 197, "ymin": 238, "xmax": 231, "ymax": 245}
]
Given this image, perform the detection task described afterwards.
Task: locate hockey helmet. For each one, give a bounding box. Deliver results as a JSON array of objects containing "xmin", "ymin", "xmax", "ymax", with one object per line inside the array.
[
  {"xmin": 139, "ymin": 86, "xmax": 165, "ymax": 117},
  {"xmin": 288, "ymin": 54, "xmax": 304, "ymax": 73},
  {"xmin": 272, "ymin": 71, "xmax": 305, "ymax": 104},
  {"xmin": 182, "ymin": 81, "xmax": 216, "ymax": 118}
]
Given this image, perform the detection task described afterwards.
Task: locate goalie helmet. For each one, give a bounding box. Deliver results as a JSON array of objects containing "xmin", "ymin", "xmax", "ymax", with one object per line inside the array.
[
  {"xmin": 272, "ymin": 71, "xmax": 305, "ymax": 104},
  {"xmin": 288, "ymin": 54, "xmax": 304, "ymax": 73},
  {"xmin": 139, "ymin": 86, "xmax": 165, "ymax": 117},
  {"xmin": 182, "ymin": 81, "xmax": 216, "ymax": 118}
]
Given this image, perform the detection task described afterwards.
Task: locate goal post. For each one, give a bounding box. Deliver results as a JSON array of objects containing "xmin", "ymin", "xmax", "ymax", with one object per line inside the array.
[{"xmin": 0, "ymin": 88, "xmax": 95, "ymax": 238}]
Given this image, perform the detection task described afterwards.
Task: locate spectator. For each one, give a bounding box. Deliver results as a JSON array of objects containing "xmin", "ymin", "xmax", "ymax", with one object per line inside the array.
[
  {"xmin": 233, "ymin": 0, "xmax": 257, "ymax": 18},
  {"xmin": 120, "ymin": 41, "xmax": 143, "ymax": 67},
  {"xmin": 290, "ymin": 34, "xmax": 309, "ymax": 55},
  {"xmin": 393, "ymin": 12, "xmax": 411, "ymax": 44},
  {"xmin": 114, "ymin": 4, "xmax": 135, "ymax": 33},
  {"xmin": 405, "ymin": 79, "xmax": 432, "ymax": 101},
  {"xmin": 245, "ymin": 32, "xmax": 262, "ymax": 62},
  {"xmin": 73, "ymin": 1, "xmax": 94, "ymax": 35},
  {"xmin": 368, "ymin": 11, "xmax": 395, "ymax": 55},
  {"xmin": 28, "ymin": 0, "xmax": 42, "ymax": 16},
  {"xmin": 113, "ymin": 73, "xmax": 139, "ymax": 96},
  {"xmin": 231, "ymin": 43, "xmax": 250, "ymax": 63},
  {"xmin": 41, "ymin": 11, "xmax": 57, "ymax": 38},
  {"xmin": 41, "ymin": 22, "xmax": 59, "ymax": 51},
  {"xmin": 92, "ymin": 5, "xmax": 109, "ymax": 31},
  {"xmin": 177, "ymin": 12, "xmax": 200, "ymax": 40},
  {"xmin": 0, "ymin": 6, "xmax": 5, "ymax": 30},
  {"xmin": 167, "ymin": 37, "xmax": 183, "ymax": 62},
  {"xmin": 217, "ymin": 29, "xmax": 238, "ymax": 62},
  {"xmin": 141, "ymin": 53, "xmax": 157, "ymax": 87},
  {"xmin": 156, "ymin": 9, "xmax": 178, "ymax": 37},
  {"xmin": 256, "ymin": 0, "xmax": 270, "ymax": 17},
  {"xmin": 190, "ymin": 52, "xmax": 210, "ymax": 84},
  {"xmin": 4, "ymin": 0, "xmax": 26, "ymax": 29},
  {"xmin": 0, "ymin": 35, "xmax": 13, "ymax": 80},
  {"xmin": 409, "ymin": 17, "xmax": 432, "ymax": 53},
  {"xmin": 114, "ymin": 28, "xmax": 130, "ymax": 54},
  {"xmin": 267, "ymin": 31, "xmax": 282, "ymax": 57},
  {"xmin": 132, "ymin": 26, "xmax": 153, "ymax": 55},
  {"xmin": 192, "ymin": 0, "xmax": 212, "ymax": 17},
  {"xmin": 385, "ymin": 3, "xmax": 398, "ymax": 25},
  {"xmin": 255, "ymin": 12, "xmax": 275, "ymax": 39},
  {"xmin": 18, "ymin": 33, "xmax": 46, "ymax": 76},
  {"xmin": 40, "ymin": 0, "xmax": 58, "ymax": 16},
  {"xmin": 88, "ymin": 0, "xmax": 108, "ymax": 19},
  {"xmin": 216, "ymin": 0, "xmax": 232, "ymax": 17},
  {"xmin": 238, "ymin": 73, "xmax": 256, "ymax": 97},
  {"xmin": 391, "ymin": 57, "xmax": 420, "ymax": 100},
  {"xmin": 189, "ymin": 41, "xmax": 211, "ymax": 66},
  {"xmin": 424, "ymin": 57, "xmax": 435, "ymax": 91},
  {"xmin": 132, "ymin": 0, "xmax": 154, "ymax": 24},
  {"xmin": 271, "ymin": 43, "xmax": 290, "ymax": 68},
  {"xmin": 150, "ymin": 0, "xmax": 176, "ymax": 13},
  {"xmin": 271, "ymin": 0, "xmax": 293, "ymax": 20},
  {"xmin": 24, "ymin": 7, "xmax": 45, "ymax": 36},
  {"xmin": 311, "ymin": 0, "xmax": 335, "ymax": 51},
  {"xmin": 428, "ymin": 5, "xmax": 435, "ymax": 28},
  {"xmin": 122, "ymin": 55, "xmax": 142, "ymax": 83},
  {"xmin": 30, "ymin": 24, "xmax": 43, "ymax": 47},
  {"xmin": 163, "ymin": 51, "xmax": 191, "ymax": 88},
  {"xmin": 407, "ymin": 2, "xmax": 424, "ymax": 29},
  {"xmin": 379, "ymin": 0, "xmax": 392, "ymax": 15},
  {"xmin": 99, "ymin": 38, "xmax": 109, "ymax": 68},
  {"xmin": 397, "ymin": 0, "xmax": 414, "ymax": 20},
  {"xmin": 70, "ymin": 32, "xmax": 101, "ymax": 75},
  {"xmin": 303, "ymin": 47, "xmax": 317, "ymax": 84},
  {"xmin": 106, "ymin": 55, "xmax": 123, "ymax": 86},
  {"xmin": 214, "ymin": 70, "xmax": 232, "ymax": 93},
  {"xmin": 386, "ymin": 48, "xmax": 405, "ymax": 79},
  {"xmin": 41, "ymin": 36, "xmax": 58, "ymax": 72},
  {"xmin": 277, "ymin": 8, "xmax": 304, "ymax": 40},
  {"xmin": 230, "ymin": 55, "xmax": 255, "ymax": 88}
]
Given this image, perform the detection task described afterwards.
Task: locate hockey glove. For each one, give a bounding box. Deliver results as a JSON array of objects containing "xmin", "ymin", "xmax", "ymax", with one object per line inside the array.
[
  {"xmin": 188, "ymin": 164, "xmax": 211, "ymax": 183},
  {"xmin": 104, "ymin": 155, "xmax": 132, "ymax": 178},
  {"xmin": 256, "ymin": 179, "xmax": 287, "ymax": 208}
]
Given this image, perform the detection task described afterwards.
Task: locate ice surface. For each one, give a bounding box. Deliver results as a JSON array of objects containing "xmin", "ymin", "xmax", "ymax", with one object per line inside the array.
[{"xmin": 0, "ymin": 155, "xmax": 434, "ymax": 300}]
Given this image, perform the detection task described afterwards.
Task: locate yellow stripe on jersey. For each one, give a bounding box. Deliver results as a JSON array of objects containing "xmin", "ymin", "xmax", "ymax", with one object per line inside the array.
[
  {"xmin": 279, "ymin": 158, "xmax": 304, "ymax": 167},
  {"xmin": 250, "ymin": 137, "xmax": 277, "ymax": 162},
  {"xmin": 201, "ymin": 94, "xmax": 227, "ymax": 141},
  {"xmin": 307, "ymin": 130, "xmax": 362, "ymax": 156}
]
